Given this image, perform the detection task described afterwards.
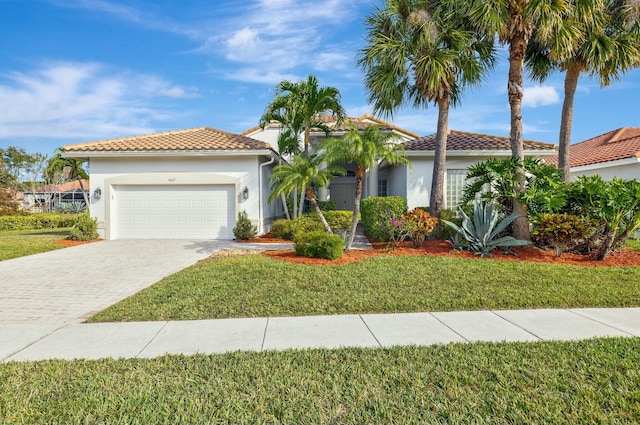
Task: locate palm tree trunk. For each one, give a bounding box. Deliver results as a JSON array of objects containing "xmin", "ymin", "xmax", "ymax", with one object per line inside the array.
[
  {"xmin": 292, "ymin": 189, "xmax": 298, "ymax": 218},
  {"xmin": 346, "ymin": 166, "xmax": 365, "ymax": 252},
  {"xmin": 78, "ymin": 178, "xmax": 89, "ymax": 207},
  {"xmin": 558, "ymin": 65, "xmax": 581, "ymax": 182},
  {"xmin": 507, "ymin": 29, "xmax": 531, "ymax": 241},
  {"xmin": 430, "ymin": 96, "xmax": 449, "ymax": 218},
  {"xmin": 280, "ymin": 193, "xmax": 291, "ymax": 220},
  {"xmin": 307, "ymin": 188, "xmax": 332, "ymax": 234}
]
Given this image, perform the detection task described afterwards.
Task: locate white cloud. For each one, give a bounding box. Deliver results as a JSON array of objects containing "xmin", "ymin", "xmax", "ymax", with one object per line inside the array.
[
  {"xmin": 522, "ymin": 85, "xmax": 560, "ymax": 108},
  {"xmin": 0, "ymin": 62, "xmax": 196, "ymax": 140}
]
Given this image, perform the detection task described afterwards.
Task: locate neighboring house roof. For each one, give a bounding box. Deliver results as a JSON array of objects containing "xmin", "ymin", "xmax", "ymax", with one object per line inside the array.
[
  {"xmin": 242, "ymin": 114, "xmax": 421, "ymax": 139},
  {"xmin": 545, "ymin": 128, "xmax": 640, "ymax": 167},
  {"xmin": 32, "ymin": 180, "xmax": 89, "ymax": 194},
  {"xmin": 406, "ymin": 130, "xmax": 557, "ymax": 152},
  {"xmin": 62, "ymin": 127, "xmax": 271, "ymax": 153}
]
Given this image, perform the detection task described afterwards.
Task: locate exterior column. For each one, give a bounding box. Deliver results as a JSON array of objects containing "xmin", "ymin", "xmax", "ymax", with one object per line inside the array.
[
  {"xmin": 367, "ymin": 161, "xmax": 378, "ymax": 198},
  {"xmin": 318, "ymin": 161, "xmax": 329, "ymax": 201}
]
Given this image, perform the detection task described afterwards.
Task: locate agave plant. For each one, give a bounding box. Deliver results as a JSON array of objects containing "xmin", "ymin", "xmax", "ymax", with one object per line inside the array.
[
  {"xmin": 55, "ymin": 201, "xmax": 87, "ymax": 214},
  {"xmin": 442, "ymin": 200, "xmax": 531, "ymax": 257}
]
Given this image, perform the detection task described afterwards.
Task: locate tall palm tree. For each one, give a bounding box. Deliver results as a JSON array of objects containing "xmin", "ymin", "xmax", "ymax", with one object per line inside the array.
[
  {"xmin": 320, "ymin": 122, "xmax": 410, "ymax": 251},
  {"xmin": 526, "ymin": 0, "xmax": 640, "ymax": 181},
  {"xmin": 469, "ymin": 0, "xmax": 571, "ymax": 239},
  {"xmin": 359, "ymin": 0, "xmax": 495, "ymax": 218},
  {"xmin": 268, "ymin": 155, "xmax": 345, "ymax": 233},
  {"xmin": 261, "ymin": 74, "xmax": 346, "ymax": 217}
]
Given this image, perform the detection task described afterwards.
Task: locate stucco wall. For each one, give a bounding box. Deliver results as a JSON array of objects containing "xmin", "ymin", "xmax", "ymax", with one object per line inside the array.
[
  {"xmin": 571, "ymin": 161, "xmax": 640, "ymax": 180},
  {"xmin": 88, "ymin": 155, "xmax": 271, "ymax": 239}
]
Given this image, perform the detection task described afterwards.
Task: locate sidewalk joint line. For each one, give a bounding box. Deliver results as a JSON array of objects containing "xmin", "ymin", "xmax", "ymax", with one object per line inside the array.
[
  {"xmin": 429, "ymin": 313, "xmax": 470, "ymax": 343},
  {"xmin": 567, "ymin": 308, "xmax": 636, "ymax": 337},
  {"xmin": 261, "ymin": 317, "xmax": 269, "ymax": 352},
  {"xmin": 491, "ymin": 311, "xmax": 542, "ymax": 341},
  {"xmin": 136, "ymin": 321, "xmax": 168, "ymax": 358},
  {"xmin": 359, "ymin": 315, "xmax": 383, "ymax": 348},
  {"xmin": 2, "ymin": 323, "xmax": 69, "ymax": 362}
]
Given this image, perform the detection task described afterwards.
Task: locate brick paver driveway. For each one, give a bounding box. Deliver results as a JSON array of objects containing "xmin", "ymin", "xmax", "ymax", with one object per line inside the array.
[{"xmin": 0, "ymin": 240, "xmax": 233, "ymax": 324}]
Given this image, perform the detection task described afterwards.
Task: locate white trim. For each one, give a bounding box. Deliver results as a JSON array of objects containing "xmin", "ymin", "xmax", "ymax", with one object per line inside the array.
[
  {"xmin": 405, "ymin": 149, "xmax": 558, "ymax": 157},
  {"xmin": 571, "ymin": 156, "xmax": 640, "ymax": 173},
  {"xmin": 63, "ymin": 149, "xmax": 276, "ymax": 159}
]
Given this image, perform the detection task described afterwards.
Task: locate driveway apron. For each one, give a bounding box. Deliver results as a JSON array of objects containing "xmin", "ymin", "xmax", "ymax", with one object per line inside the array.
[{"xmin": 0, "ymin": 240, "xmax": 238, "ymax": 324}]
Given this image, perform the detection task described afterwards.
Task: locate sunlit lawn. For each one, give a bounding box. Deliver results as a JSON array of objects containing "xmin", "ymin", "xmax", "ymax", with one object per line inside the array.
[{"xmin": 0, "ymin": 228, "xmax": 71, "ymax": 261}]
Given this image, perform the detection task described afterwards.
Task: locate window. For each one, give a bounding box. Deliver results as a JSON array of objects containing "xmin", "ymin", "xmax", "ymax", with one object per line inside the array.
[
  {"xmin": 445, "ymin": 169, "xmax": 467, "ymax": 211},
  {"xmin": 378, "ymin": 179, "xmax": 388, "ymax": 197}
]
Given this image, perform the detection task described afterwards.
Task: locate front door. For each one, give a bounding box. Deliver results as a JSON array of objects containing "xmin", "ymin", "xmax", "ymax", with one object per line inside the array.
[{"xmin": 330, "ymin": 182, "xmax": 356, "ymax": 211}]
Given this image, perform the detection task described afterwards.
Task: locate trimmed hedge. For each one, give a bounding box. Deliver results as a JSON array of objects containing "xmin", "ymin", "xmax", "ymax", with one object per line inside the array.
[
  {"xmin": 0, "ymin": 213, "xmax": 81, "ymax": 231},
  {"xmin": 272, "ymin": 212, "xmax": 355, "ymax": 241},
  {"xmin": 361, "ymin": 196, "xmax": 408, "ymax": 242},
  {"xmin": 294, "ymin": 230, "xmax": 344, "ymax": 260}
]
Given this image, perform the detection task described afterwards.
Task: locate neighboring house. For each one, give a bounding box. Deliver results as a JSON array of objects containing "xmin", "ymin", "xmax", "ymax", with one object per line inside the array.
[
  {"xmin": 23, "ymin": 180, "xmax": 89, "ymax": 213},
  {"xmin": 545, "ymin": 128, "xmax": 640, "ymax": 179},
  {"xmin": 62, "ymin": 127, "xmax": 281, "ymax": 240},
  {"xmin": 393, "ymin": 131, "xmax": 558, "ymax": 210},
  {"xmin": 243, "ymin": 114, "xmax": 420, "ymax": 211}
]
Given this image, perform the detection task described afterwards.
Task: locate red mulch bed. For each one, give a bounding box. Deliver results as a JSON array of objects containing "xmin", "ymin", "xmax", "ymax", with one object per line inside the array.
[
  {"xmin": 262, "ymin": 239, "xmax": 640, "ymax": 267},
  {"xmin": 54, "ymin": 238, "xmax": 102, "ymax": 247}
]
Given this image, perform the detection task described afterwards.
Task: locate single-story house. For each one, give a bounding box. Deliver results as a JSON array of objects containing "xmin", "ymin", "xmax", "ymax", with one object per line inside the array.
[
  {"xmin": 62, "ymin": 121, "xmax": 557, "ymax": 240},
  {"xmin": 545, "ymin": 128, "xmax": 640, "ymax": 179},
  {"xmin": 62, "ymin": 127, "xmax": 281, "ymax": 240},
  {"xmin": 23, "ymin": 179, "xmax": 89, "ymax": 212}
]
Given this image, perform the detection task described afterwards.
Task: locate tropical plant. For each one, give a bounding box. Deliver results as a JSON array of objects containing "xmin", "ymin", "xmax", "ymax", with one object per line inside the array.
[
  {"xmin": 48, "ymin": 149, "xmax": 90, "ymax": 205},
  {"xmin": 55, "ymin": 201, "xmax": 87, "ymax": 214},
  {"xmin": 443, "ymin": 200, "xmax": 532, "ymax": 257},
  {"xmin": 388, "ymin": 208, "xmax": 439, "ymax": 249},
  {"xmin": 531, "ymin": 213, "xmax": 597, "ymax": 257},
  {"xmin": 563, "ymin": 176, "xmax": 640, "ymax": 260},
  {"xmin": 469, "ymin": 0, "xmax": 571, "ymax": 239},
  {"xmin": 69, "ymin": 212, "xmax": 99, "ymax": 241},
  {"xmin": 268, "ymin": 155, "xmax": 345, "ymax": 234},
  {"xmin": 359, "ymin": 0, "xmax": 496, "ymax": 218},
  {"xmin": 319, "ymin": 122, "xmax": 409, "ymax": 250},
  {"xmin": 526, "ymin": 0, "xmax": 640, "ymax": 181},
  {"xmin": 233, "ymin": 210, "xmax": 257, "ymax": 240}
]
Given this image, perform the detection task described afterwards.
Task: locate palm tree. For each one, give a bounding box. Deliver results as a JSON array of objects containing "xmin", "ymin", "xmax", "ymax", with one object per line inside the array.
[
  {"xmin": 359, "ymin": 0, "xmax": 495, "ymax": 218},
  {"xmin": 320, "ymin": 122, "xmax": 410, "ymax": 251},
  {"xmin": 261, "ymin": 74, "xmax": 346, "ymax": 217},
  {"xmin": 526, "ymin": 0, "xmax": 640, "ymax": 181},
  {"xmin": 268, "ymin": 155, "xmax": 345, "ymax": 233},
  {"xmin": 469, "ymin": 0, "xmax": 571, "ymax": 239}
]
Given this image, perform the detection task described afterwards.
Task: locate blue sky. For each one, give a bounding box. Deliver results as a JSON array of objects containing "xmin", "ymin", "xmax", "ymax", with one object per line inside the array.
[{"xmin": 1, "ymin": 0, "xmax": 639, "ymax": 156}]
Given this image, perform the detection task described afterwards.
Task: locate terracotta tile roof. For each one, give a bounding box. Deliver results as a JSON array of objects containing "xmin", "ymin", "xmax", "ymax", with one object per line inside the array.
[
  {"xmin": 544, "ymin": 128, "xmax": 640, "ymax": 167},
  {"xmin": 62, "ymin": 127, "xmax": 271, "ymax": 152},
  {"xmin": 406, "ymin": 130, "xmax": 557, "ymax": 151},
  {"xmin": 241, "ymin": 114, "xmax": 420, "ymax": 139},
  {"xmin": 33, "ymin": 180, "xmax": 89, "ymax": 193}
]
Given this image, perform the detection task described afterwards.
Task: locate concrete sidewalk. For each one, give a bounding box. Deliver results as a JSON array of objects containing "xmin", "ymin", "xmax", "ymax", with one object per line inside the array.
[{"xmin": 3, "ymin": 308, "xmax": 639, "ymax": 362}]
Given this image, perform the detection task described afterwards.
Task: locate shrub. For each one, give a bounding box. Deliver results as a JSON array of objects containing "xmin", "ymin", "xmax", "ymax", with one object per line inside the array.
[
  {"xmin": 233, "ymin": 210, "xmax": 257, "ymax": 240},
  {"xmin": 443, "ymin": 200, "xmax": 532, "ymax": 257},
  {"xmin": 431, "ymin": 209, "xmax": 460, "ymax": 240},
  {"xmin": 271, "ymin": 219, "xmax": 297, "ymax": 240},
  {"xmin": 294, "ymin": 230, "xmax": 344, "ymax": 260},
  {"xmin": 318, "ymin": 201, "xmax": 336, "ymax": 211},
  {"xmin": 69, "ymin": 212, "xmax": 99, "ymax": 241},
  {"xmin": 531, "ymin": 213, "xmax": 597, "ymax": 257},
  {"xmin": 320, "ymin": 210, "xmax": 353, "ymax": 238},
  {"xmin": 361, "ymin": 196, "xmax": 408, "ymax": 242},
  {"xmin": 388, "ymin": 209, "xmax": 438, "ymax": 249},
  {"xmin": 0, "ymin": 213, "xmax": 81, "ymax": 231}
]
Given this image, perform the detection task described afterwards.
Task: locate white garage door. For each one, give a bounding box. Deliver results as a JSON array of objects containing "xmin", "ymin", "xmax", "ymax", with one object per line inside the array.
[{"xmin": 114, "ymin": 185, "xmax": 235, "ymax": 239}]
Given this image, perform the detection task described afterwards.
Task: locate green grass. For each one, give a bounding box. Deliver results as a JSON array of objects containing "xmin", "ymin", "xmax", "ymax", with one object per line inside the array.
[
  {"xmin": 627, "ymin": 238, "xmax": 640, "ymax": 252},
  {"xmin": 0, "ymin": 228, "xmax": 71, "ymax": 261},
  {"xmin": 1, "ymin": 338, "xmax": 639, "ymax": 424},
  {"xmin": 90, "ymin": 253, "xmax": 640, "ymax": 322}
]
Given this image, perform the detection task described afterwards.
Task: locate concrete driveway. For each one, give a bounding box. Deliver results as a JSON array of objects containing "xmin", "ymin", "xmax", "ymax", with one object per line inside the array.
[{"xmin": 0, "ymin": 239, "xmax": 286, "ymax": 324}]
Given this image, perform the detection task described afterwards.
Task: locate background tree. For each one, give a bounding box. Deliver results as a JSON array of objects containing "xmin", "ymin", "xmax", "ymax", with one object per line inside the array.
[
  {"xmin": 268, "ymin": 155, "xmax": 345, "ymax": 233},
  {"xmin": 469, "ymin": 0, "xmax": 570, "ymax": 239},
  {"xmin": 359, "ymin": 0, "xmax": 495, "ymax": 218},
  {"xmin": 526, "ymin": 0, "xmax": 640, "ymax": 181},
  {"xmin": 320, "ymin": 122, "xmax": 410, "ymax": 251},
  {"xmin": 47, "ymin": 150, "xmax": 90, "ymax": 206}
]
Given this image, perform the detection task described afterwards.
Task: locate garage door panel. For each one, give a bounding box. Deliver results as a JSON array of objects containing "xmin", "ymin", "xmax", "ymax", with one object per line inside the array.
[{"xmin": 114, "ymin": 185, "xmax": 235, "ymax": 239}]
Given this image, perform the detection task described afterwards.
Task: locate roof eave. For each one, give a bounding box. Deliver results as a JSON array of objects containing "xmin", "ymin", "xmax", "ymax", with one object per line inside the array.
[
  {"xmin": 570, "ymin": 156, "xmax": 640, "ymax": 172},
  {"xmin": 62, "ymin": 149, "xmax": 275, "ymax": 158},
  {"xmin": 405, "ymin": 149, "xmax": 558, "ymax": 157}
]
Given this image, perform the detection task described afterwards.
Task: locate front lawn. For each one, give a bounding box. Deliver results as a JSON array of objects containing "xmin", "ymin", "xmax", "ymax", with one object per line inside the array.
[
  {"xmin": 0, "ymin": 228, "xmax": 71, "ymax": 261},
  {"xmin": 1, "ymin": 338, "xmax": 639, "ymax": 424},
  {"xmin": 89, "ymin": 253, "xmax": 640, "ymax": 322}
]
